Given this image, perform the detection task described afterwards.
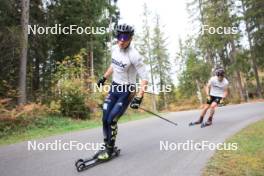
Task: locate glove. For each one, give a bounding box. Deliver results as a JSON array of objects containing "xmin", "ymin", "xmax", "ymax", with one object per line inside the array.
[
  {"xmin": 220, "ymin": 98, "xmax": 225, "ymax": 104},
  {"xmin": 130, "ymin": 96, "xmax": 143, "ymax": 109},
  {"xmin": 97, "ymin": 77, "xmax": 106, "ymax": 88},
  {"xmin": 206, "ymin": 96, "xmax": 211, "ymax": 104}
]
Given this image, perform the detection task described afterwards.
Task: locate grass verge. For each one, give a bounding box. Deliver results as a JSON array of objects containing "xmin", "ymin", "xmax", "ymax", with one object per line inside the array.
[
  {"xmin": 203, "ymin": 119, "xmax": 264, "ymax": 176},
  {"xmin": 0, "ymin": 112, "xmax": 150, "ymax": 146}
]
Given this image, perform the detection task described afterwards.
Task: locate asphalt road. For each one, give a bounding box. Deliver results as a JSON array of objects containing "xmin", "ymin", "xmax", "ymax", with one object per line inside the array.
[{"xmin": 0, "ymin": 102, "xmax": 263, "ymax": 176}]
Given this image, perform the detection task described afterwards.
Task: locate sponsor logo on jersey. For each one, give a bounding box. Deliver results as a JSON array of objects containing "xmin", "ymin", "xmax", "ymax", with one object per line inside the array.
[{"xmin": 112, "ymin": 58, "xmax": 127, "ymax": 68}]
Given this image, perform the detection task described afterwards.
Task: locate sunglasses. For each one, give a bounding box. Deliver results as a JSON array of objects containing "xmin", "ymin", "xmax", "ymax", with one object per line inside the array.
[{"xmin": 117, "ymin": 33, "xmax": 131, "ymax": 41}]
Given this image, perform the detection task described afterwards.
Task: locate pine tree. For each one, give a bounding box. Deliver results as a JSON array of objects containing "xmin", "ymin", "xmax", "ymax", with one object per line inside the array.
[
  {"xmin": 151, "ymin": 14, "xmax": 172, "ymax": 110},
  {"xmin": 138, "ymin": 3, "xmax": 157, "ymax": 111}
]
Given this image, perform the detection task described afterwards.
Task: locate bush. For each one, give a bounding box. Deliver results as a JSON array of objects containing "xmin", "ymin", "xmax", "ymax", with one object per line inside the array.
[
  {"xmin": 48, "ymin": 100, "xmax": 61, "ymax": 115},
  {"xmin": 50, "ymin": 49, "xmax": 105, "ymax": 119},
  {"xmin": 58, "ymin": 79, "xmax": 91, "ymax": 119},
  {"xmin": 50, "ymin": 49, "xmax": 94, "ymax": 119},
  {"xmin": 0, "ymin": 100, "xmax": 51, "ymax": 138}
]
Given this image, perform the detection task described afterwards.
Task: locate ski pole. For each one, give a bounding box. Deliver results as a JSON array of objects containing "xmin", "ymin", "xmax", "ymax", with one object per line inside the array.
[{"xmin": 138, "ymin": 107, "xmax": 178, "ymax": 126}]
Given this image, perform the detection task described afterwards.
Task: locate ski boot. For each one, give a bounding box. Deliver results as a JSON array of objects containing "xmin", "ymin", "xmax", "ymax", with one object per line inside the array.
[
  {"xmin": 201, "ymin": 121, "xmax": 212, "ymax": 128},
  {"xmin": 189, "ymin": 120, "xmax": 203, "ymax": 126},
  {"xmin": 189, "ymin": 116, "xmax": 204, "ymax": 126},
  {"xmin": 75, "ymin": 146, "xmax": 121, "ymax": 172},
  {"xmin": 97, "ymin": 145, "xmax": 114, "ymax": 160}
]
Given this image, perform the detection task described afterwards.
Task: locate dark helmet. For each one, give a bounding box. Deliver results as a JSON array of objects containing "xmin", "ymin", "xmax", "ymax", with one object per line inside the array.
[
  {"xmin": 215, "ymin": 68, "xmax": 225, "ymax": 77},
  {"xmin": 115, "ymin": 23, "xmax": 134, "ymax": 36}
]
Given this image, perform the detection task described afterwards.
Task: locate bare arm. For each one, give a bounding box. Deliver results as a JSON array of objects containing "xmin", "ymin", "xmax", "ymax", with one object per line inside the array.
[
  {"xmin": 223, "ymin": 87, "xmax": 228, "ymax": 98},
  {"xmin": 138, "ymin": 80, "xmax": 148, "ymax": 97},
  {"xmin": 103, "ymin": 66, "xmax": 113, "ymax": 79},
  {"xmin": 206, "ymin": 84, "xmax": 211, "ymax": 96}
]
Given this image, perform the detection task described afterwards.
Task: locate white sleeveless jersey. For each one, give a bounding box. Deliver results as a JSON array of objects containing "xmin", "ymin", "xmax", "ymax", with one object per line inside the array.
[
  {"xmin": 111, "ymin": 45, "xmax": 148, "ymax": 84},
  {"xmin": 208, "ymin": 76, "xmax": 229, "ymax": 97}
]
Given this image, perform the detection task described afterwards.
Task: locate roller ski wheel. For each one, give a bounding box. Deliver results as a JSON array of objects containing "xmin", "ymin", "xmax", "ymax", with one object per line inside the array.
[
  {"xmin": 75, "ymin": 147, "xmax": 121, "ymax": 172},
  {"xmin": 75, "ymin": 159, "xmax": 84, "ymax": 168}
]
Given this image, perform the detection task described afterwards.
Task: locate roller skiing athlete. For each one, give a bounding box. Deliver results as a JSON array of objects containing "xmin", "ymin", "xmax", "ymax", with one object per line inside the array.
[
  {"xmin": 75, "ymin": 23, "xmax": 148, "ymax": 171},
  {"xmin": 189, "ymin": 68, "xmax": 229, "ymax": 128}
]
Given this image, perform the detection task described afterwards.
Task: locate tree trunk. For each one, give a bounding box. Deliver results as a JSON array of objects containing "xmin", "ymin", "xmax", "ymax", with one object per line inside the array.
[
  {"xmin": 18, "ymin": 0, "xmax": 30, "ymax": 105},
  {"xmin": 147, "ymin": 36, "xmax": 157, "ymax": 112},
  {"xmin": 241, "ymin": 0, "xmax": 262, "ymax": 98},
  {"xmin": 85, "ymin": 41, "xmax": 94, "ymax": 89},
  {"xmin": 87, "ymin": 41, "xmax": 94, "ymax": 78},
  {"xmin": 196, "ymin": 79, "xmax": 203, "ymax": 105},
  {"xmin": 158, "ymin": 59, "xmax": 167, "ymax": 110},
  {"xmin": 33, "ymin": 55, "xmax": 40, "ymax": 92},
  {"xmin": 230, "ymin": 41, "xmax": 246, "ymax": 101},
  {"xmin": 235, "ymin": 70, "xmax": 245, "ymax": 101}
]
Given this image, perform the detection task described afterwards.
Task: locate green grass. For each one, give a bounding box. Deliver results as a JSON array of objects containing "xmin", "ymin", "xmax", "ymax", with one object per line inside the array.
[
  {"xmin": 0, "ymin": 112, "xmax": 151, "ymax": 146},
  {"xmin": 203, "ymin": 119, "xmax": 264, "ymax": 176}
]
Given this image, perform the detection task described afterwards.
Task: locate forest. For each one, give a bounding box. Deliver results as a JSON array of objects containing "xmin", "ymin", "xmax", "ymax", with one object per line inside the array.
[{"xmin": 0, "ymin": 0, "xmax": 263, "ymax": 127}]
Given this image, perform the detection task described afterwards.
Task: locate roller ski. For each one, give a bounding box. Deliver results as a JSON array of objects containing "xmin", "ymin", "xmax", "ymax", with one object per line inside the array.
[
  {"xmin": 75, "ymin": 146, "xmax": 121, "ymax": 172},
  {"xmin": 189, "ymin": 121, "xmax": 202, "ymax": 126},
  {"xmin": 201, "ymin": 121, "xmax": 212, "ymax": 128},
  {"xmin": 189, "ymin": 119, "xmax": 203, "ymax": 126}
]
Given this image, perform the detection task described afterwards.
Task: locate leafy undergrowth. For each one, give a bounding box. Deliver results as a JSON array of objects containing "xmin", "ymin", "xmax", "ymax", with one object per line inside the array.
[
  {"xmin": 203, "ymin": 120, "xmax": 264, "ymax": 176},
  {"xmin": 0, "ymin": 99, "xmax": 49, "ymax": 120},
  {"xmin": 0, "ymin": 98, "xmax": 153, "ymax": 146}
]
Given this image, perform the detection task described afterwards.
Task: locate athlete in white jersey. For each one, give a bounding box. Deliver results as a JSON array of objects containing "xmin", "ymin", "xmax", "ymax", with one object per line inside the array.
[
  {"xmin": 189, "ymin": 68, "xmax": 229, "ymax": 127},
  {"xmin": 111, "ymin": 44, "xmax": 148, "ymax": 84},
  {"xmin": 96, "ymin": 23, "xmax": 148, "ymax": 160}
]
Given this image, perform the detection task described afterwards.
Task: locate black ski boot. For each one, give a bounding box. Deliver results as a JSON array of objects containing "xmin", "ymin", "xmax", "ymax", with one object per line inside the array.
[
  {"xmin": 189, "ymin": 118, "xmax": 204, "ymax": 126},
  {"xmin": 201, "ymin": 120, "xmax": 212, "ymax": 128}
]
